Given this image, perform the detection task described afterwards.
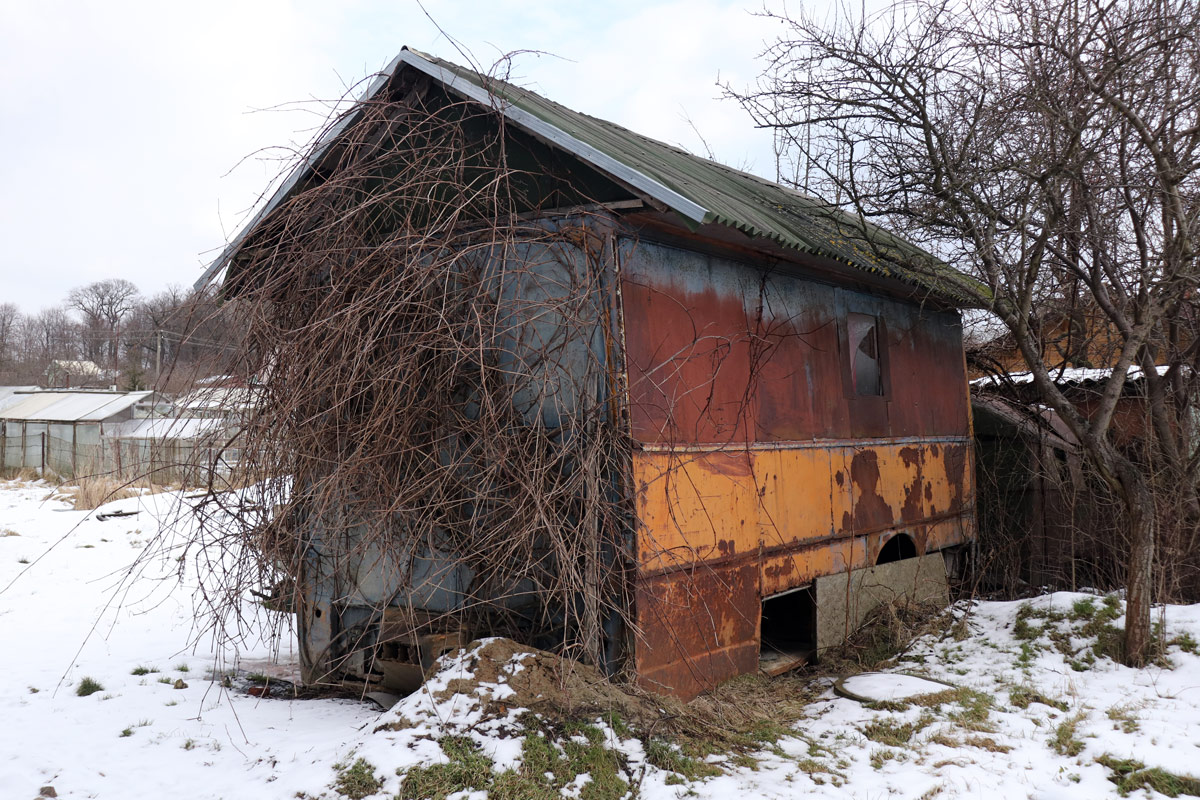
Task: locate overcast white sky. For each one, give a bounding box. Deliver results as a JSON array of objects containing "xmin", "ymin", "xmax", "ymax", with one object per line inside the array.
[{"xmin": 0, "ymin": 0, "xmax": 793, "ymax": 314}]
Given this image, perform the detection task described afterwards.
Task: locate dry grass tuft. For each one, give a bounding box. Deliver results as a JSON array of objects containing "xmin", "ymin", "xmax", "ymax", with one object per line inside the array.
[
  {"xmin": 62, "ymin": 476, "xmax": 140, "ymax": 510},
  {"xmin": 0, "ymin": 467, "xmax": 42, "ymax": 483},
  {"xmin": 663, "ymin": 672, "xmax": 821, "ymax": 753},
  {"xmin": 819, "ymin": 600, "xmax": 957, "ymax": 674}
]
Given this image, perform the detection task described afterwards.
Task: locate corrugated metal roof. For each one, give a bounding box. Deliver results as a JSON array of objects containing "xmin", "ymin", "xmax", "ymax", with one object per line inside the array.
[
  {"xmin": 0, "ymin": 386, "xmax": 39, "ymax": 413},
  {"xmin": 198, "ymin": 48, "xmax": 982, "ymax": 305},
  {"xmin": 174, "ymin": 387, "xmax": 258, "ymax": 412},
  {"xmin": 106, "ymin": 417, "xmax": 226, "ymax": 440},
  {"xmin": 0, "ymin": 391, "xmax": 156, "ymax": 423}
]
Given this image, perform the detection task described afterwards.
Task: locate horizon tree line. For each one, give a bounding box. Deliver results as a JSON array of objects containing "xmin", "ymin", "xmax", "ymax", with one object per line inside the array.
[{"xmin": 0, "ymin": 280, "xmax": 244, "ymax": 391}]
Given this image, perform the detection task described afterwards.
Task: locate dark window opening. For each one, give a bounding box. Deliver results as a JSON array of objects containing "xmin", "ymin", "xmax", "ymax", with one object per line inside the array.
[
  {"xmin": 759, "ymin": 587, "xmax": 815, "ymax": 675},
  {"xmin": 848, "ymin": 313, "xmax": 883, "ymax": 396},
  {"xmin": 877, "ymin": 533, "xmax": 918, "ymax": 564}
]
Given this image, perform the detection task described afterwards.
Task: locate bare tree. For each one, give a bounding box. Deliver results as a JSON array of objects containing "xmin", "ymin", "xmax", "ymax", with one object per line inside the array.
[
  {"xmin": 0, "ymin": 303, "xmax": 19, "ymax": 372},
  {"xmin": 66, "ymin": 278, "xmax": 140, "ymax": 370},
  {"xmin": 18, "ymin": 307, "xmax": 82, "ymax": 372},
  {"xmin": 732, "ymin": 0, "xmax": 1200, "ymax": 664}
]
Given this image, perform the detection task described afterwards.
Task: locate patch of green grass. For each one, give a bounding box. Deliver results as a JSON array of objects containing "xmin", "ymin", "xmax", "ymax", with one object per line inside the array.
[
  {"xmin": 174, "ymin": 663, "xmax": 189, "ymax": 673},
  {"xmin": 559, "ymin": 725, "xmax": 629, "ymax": 799},
  {"xmin": 118, "ymin": 718, "xmax": 152, "ymax": 738},
  {"xmin": 1012, "ymin": 597, "xmax": 1127, "ymax": 669},
  {"xmin": 1050, "ymin": 712, "xmax": 1087, "ymax": 757},
  {"xmin": 795, "ymin": 755, "xmax": 839, "ymax": 778},
  {"xmin": 400, "ymin": 724, "xmax": 630, "ymax": 800},
  {"xmin": 1008, "ymin": 685, "xmax": 1068, "ymax": 712},
  {"xmin": 599, "ymin": 710, "xmax": 632, "ymax": 739},
  {"xmin": 860, "ymin": 713, "xmax": 934, "ymax": 746},
  {"xmin": 157, "ymin": 676, "xmax": 173, "ymax": 685},
  {"xmin": 869, "ymin": 748, "xmax": 900, "ymax": 769},
  {"xmin": 489, "ymin": 769, "xmax": 561, "ymax": 800},
  {"xmin": 1096, "ymin": 754, "xmax": 1200, "ymax": 797},
  {"xmin": 934, "ymin": 688, "xmax": 995, "ymax": 732},
  {"xmin": 245, "ymin": 672, "xmax": 270, "ymax": 684},
  {"xmin": 182, "ymin": 739, "xmax": 196, "ymax": 751},
  {"xmin": 1171, "ymin": 632, "xmax": 1199, "ymax": 655},
  {"xmin": 645, "ymin": 739, "xmax": 721, "ymax": 781},
  {"xmin": 730, "ymin": 752, "xmax": 761, "ymax": 770},
  {"xmin": 130, "ymin": 665, "xmax": 158, "ymax": 676},
  {"xmin": 1013, "ymin": 616, "xmax": 1041, "ymax": 641},
  {"xmin": 332, "ymin": 757, "xmax": 383, "ymax": 800},
  {"xmin": 76, "ymin": 677, "xmax": 104, "ymax": 697},
  {"xmin": 864, "ymin": 699, "xmax": 911, "ymax": 712},
  {"xmin": 1106, "ymin": 704, "xmax": 1141, "ymax": 734},
  {"xmin": 1016, "ymin": 641, "xmax": 1038, "ymax": 667}
]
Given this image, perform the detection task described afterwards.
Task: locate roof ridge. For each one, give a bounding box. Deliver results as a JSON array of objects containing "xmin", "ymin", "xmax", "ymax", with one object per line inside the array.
[{"xmin": 201, "ymin": 48, "xmax": 984, "ymax": 307}]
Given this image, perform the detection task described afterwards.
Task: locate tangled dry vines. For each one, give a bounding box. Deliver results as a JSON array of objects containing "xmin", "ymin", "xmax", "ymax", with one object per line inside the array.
[{"xmin": 190, "ymin": 75, "xmax": 635, "ymax": 681}]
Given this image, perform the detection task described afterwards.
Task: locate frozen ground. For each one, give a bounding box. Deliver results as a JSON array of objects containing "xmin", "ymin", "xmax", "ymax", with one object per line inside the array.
[{"xmin": 2, "ymin": 477, "xmax": 1200, "ymax": 799}]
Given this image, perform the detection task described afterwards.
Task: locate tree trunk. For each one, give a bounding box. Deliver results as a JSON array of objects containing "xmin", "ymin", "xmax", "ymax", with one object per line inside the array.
[{"xmin": 1119, "ymin": 460, "xmax": 1155, "ymax": 666}]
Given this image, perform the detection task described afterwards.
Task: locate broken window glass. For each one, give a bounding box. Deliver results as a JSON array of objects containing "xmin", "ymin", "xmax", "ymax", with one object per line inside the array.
[{"xmin": 848, "ymin": 313, "xmax": 883, "ymax": 396}]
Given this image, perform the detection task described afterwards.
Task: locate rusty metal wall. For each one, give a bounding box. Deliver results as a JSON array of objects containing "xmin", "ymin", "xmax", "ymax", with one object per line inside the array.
[{"xmin": 618, "ymin": 236, "xmax": 974, "ymax": 698}]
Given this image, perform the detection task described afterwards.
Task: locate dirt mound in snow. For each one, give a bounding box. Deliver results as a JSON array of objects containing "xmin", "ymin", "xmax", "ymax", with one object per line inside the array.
[{"xmin": 434, "ymin": 638, "xmax": 666, "ymax": 726}]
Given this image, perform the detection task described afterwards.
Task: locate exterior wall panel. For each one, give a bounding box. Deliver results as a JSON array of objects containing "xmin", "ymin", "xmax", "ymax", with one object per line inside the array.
[{"xmin": 620, "ymin": 237, "xmax": 974, "ymax": 697}]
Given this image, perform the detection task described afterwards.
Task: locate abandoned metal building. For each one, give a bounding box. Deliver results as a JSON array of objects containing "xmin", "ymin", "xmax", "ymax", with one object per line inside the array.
[{"xmin": 202, "ymin": 49, "xmax": 977, "ymax": 699}]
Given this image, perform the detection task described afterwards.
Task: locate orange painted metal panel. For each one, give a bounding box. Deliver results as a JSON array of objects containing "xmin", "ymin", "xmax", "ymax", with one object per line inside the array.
[
  {"xmin": 632, "ymin": 440, "xmax": 974, "ymax": 698},
  {"xmin": 633, "ymin": 450, "xmax": 760, "ymax": 575},
  {"xmin": 761, "ymin": 537, "xmax": 866, "ymax": 598},
  {"xmin": 634, "ymin": 441, "xmax": 970, "ymax": 575}
]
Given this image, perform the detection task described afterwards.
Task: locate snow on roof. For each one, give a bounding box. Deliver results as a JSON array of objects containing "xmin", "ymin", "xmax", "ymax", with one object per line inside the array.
[
  {"xmin": 0, "ymin": 386, "xmax": 39, "ymax": 413},
  {"xmin": 106, "ymin": 416, "xmax": 227, "ymax": 440},
  {"xmin": 174, "ymin": 386, "xmax": 257, "ymax": 412},
  {"xmin": 45, "ymin": 360, "xmax": 104, "ymax": 376},
  {"xmin": 971, "ymin": 364, "xmax": 1170, "ymax": 387},
  {"xmin": 0, "ymin": 390, "xmax": 157, "ymax": 423}
]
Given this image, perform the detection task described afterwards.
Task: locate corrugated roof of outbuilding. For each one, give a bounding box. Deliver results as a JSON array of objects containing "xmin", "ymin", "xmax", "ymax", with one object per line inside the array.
[
  {"xmin": 0, "ymin": 387, "xmax": 39, "ymax": 413},
  {"xmin": 0, "ymin": 391, "xmax": 157, "ymax": 423},
  {"xmin": 106, "ymin": 417, "xmax": 227, "ymax": 440},
  {"xmin": 198, "ymin": 48, "xmax": 984, "ymax": 306}
]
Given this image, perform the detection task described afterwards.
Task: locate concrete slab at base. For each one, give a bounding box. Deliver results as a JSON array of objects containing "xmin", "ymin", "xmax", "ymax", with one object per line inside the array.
[{"xmin": 815, "ymin": 552, "xmax": 949, "ymax": 653}]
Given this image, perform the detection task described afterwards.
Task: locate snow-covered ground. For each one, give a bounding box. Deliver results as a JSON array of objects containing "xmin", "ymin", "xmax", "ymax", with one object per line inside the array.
[{"xmin": 3, "ymin": 477, "xmax": 1200, "ymax": 799}]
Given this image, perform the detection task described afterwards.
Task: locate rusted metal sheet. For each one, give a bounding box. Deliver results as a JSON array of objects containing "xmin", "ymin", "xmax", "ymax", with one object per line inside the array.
[
  {"xmin": 620, "ymin": 236, "xmax": 974, "ymax": 698},
  {"xmin": 633, "ymin": 441, "xmax": 970, "ymax": 575},
  {"xmin": 633, "ymin": 560, "xmax": 760, "ymax": 698},
  {"xmin": 618, "ymin": 241, "xmax": 756, "ymax": 444},
  {"xmin": 620, "ymin": 239, "xmax": 969, "ymax": 445}
]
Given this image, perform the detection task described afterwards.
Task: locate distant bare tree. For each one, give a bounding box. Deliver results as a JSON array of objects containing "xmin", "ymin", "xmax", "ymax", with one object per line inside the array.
[
  {"xmin": 66, "ymin": 278, "xmax": 140, "ymax": 370},
  {"xmin": 0, "ymin": 303, "xmax": 19, "ymax": 371},
  {"xmin": 732, "ymin": 0, "xmax": 1200, "ymax": 664},
  {"xmin": 18, "ymin": 307, "xmax": 82, "ymax": 372}
]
